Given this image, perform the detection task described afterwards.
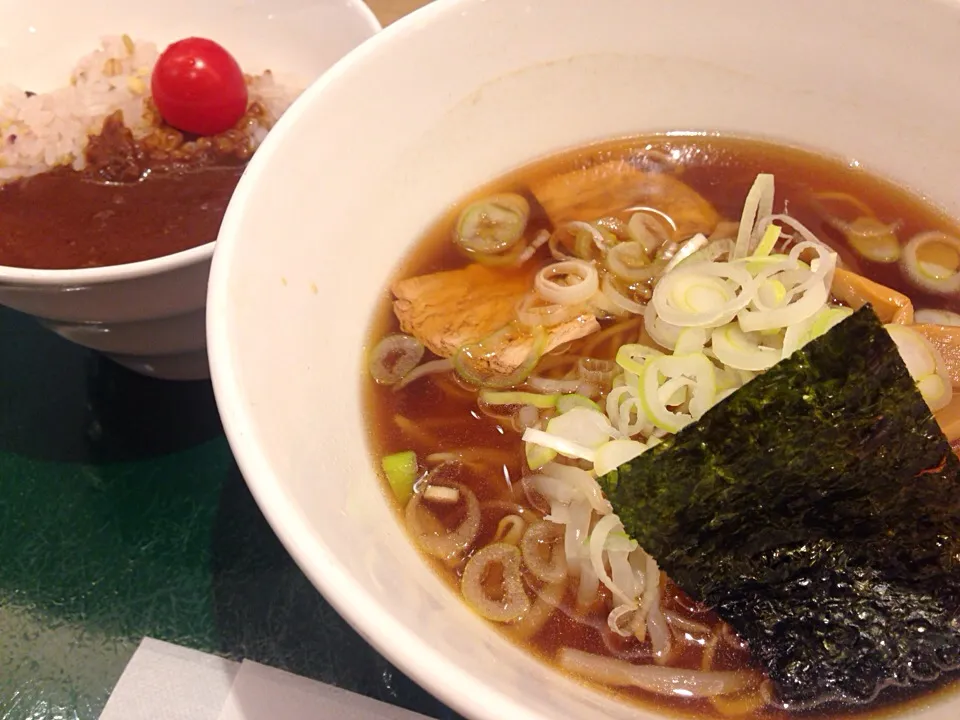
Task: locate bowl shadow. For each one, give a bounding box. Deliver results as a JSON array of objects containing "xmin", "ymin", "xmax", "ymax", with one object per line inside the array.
[
  {"xmin": 210, "ymin": 462, "xmax": 465, "ymax": 719},
  {"xmin": 0, "ymin": 306, "xmax": 223, "ymax": 463}
]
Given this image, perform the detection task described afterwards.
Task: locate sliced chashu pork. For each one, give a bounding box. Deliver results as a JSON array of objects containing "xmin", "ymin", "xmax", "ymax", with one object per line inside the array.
[
  {"xmin": 392, "ymin": 263, "xmax": 599, "ymax": 375},
  {"xmin": 529, "ymin": 159, "xmax": 721, "ymax": 238}
]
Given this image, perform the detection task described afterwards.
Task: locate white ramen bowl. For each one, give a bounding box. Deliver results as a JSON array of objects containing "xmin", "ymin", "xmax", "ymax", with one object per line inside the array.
[
  {"xmin": 0, "ymin": 0, "xmax": 379, "ymax": 381},
  {"xmin": 208, "ymin": 0, "xmax": 960, "ymax": 717}
]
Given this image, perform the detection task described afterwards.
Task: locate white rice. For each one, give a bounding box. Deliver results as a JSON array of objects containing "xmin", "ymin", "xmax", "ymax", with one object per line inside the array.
[{"xmin": 0, "ymin": 35, "xmax": 300, "ymax": 183}]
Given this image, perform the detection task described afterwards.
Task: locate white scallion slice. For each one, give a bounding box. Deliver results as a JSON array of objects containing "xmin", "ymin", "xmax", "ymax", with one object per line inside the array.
[
  {"xmin": 752, "ymin": 223, "xmax": 781, "ymax": 258},
  {"xmin": 615, "ymin": 343, "xmax": 664, "ymax": 376},
  {"xmin": 844, "ymin": 216, "xmax": 901, "ymax": 263},
  {"xmin": 885, "ymin": 323, "xmax": 953, "ymax": 412},
  {"xmin": 535, "ymin": 259, "xmax": 600, "ymax": 306},
  {"xmin": 652, "ymin": 263, "xmax": 757, "ymax": 328},
  {"xmin": 605, "ymin": 241, "xmax": 661, "ymax": 282},
  {"xmin": 914, "ymin": 308, "xmax": 960, "ymax": 326},
  {"xmin": 733, "ymin": 173, "xmax": 775, "ymax": 259},
  {"xmin": 594, "ymin": 439, "xmax": 652, "ymax": 476},
  {"xmin": 710, "ymin": 323, "xmax": 780, "ymax": 372},
  {"xmin": 455, "ymin": 193, "xmax": 530, "ymax": 256},
  {"xmin": 638, "ymin": 353, "xmax": 717, "ymax": 432},
  {"xmin": 381, "ymin": 450, "xmax": 418, "ymax": 503},
  {"xmin": 480, "ymin": 390, "xmax": 559, "ymax": 409},
  {"xmin": 737, "ymin": 242, "xmax": 836, "ymax": 333},
  {"xmin": 901, "ymin": 231, "xmax": 960, "ymax": 295},
  {"xmin": 525, "ymin": 441, "xmax": 558, "ymax": 470},
  {"xmin": 461, "ymin": 543, "xmax": 531, "ymax": 622},
  {"xmin": 674, "ymin": 327, "xmax": 708, "ymax": 354},
  {"xmin": 546, "ymin": 407, "xmax": 617, "ymax": 450},
  {"xmin": 368, "ymin": 334, "xmax": 425, "ymax": 385},
  {"xmin": 557, "ymin": 393, "xmax": 602, "ymax": 413},
  {"xmin": 522, "ymin": 428, "xmax": 597, "ymax": 463},
  {"xmin": 601, "ymin": 274, "xmax": 647, "ymax": 315}
]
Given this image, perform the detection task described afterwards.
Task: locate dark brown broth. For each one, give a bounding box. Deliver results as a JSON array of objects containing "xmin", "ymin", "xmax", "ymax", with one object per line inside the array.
[{"xmin": 363, "ymin": 135, "xmax": 960, "ymax": 719}]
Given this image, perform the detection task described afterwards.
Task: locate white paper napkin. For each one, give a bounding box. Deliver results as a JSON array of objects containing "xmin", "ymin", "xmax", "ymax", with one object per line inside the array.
[
  {"xmin": 217, "ymin": 659, "xmax": 434, "ymax": 720},
  {"xmin": 100, "ymin": 638, "xmax": 240, "ymax": 720},
  {"xmin": 99, "ymin": 637, "xmax": 436, "ymax": 720}
]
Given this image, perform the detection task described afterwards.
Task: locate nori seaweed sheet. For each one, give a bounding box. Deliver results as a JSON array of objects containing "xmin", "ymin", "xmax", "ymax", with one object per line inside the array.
[{"xmin": 599, "ymin": 306, "xmax": 960, "ymax": 709}]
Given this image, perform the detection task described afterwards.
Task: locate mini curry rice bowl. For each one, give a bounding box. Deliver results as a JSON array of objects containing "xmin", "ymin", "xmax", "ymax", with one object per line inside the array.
[
  {"xmin": 0, "ymin": 33, "xmax": 305, "ymax": 380},
  {"xmin": 0, "ymin": 35, "xmax": 300, "ymax": 269}
]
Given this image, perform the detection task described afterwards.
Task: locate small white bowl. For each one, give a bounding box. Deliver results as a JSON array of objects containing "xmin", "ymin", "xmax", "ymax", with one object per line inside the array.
[
  {"xmin": 0, "ymin": 0, "xmax": 379, "ymax": 380},
  {"xmin": 208, "ymin": 0, "xmax": 960, "ymax": 718}
]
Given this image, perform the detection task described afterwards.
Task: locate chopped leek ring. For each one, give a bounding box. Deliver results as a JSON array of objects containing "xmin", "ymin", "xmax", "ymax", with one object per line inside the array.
[
  {"xmin": 885, "ymin": 323, "xmax": 953, "ymax": 412},
  {"xmin": 480, "ymin": 390, "xmax": 559, "ymax": 409},
  {"xmin": 522, "ymin": 428, "xmax": 596, "ymax": 463},
  {"xmin": 733, "ymin": 173, "xmax": 775, "ymax": 259},
  {"xmin": 753, "ymin": 223, "xmax": 781, "ymax": 258},
  {"xmin": 594, "ymin": 439, "xmax": 650, "ymax": 476},
  {"xmin": 615, "ymin": 343, "xmax": 663, "ymax": 376},
  {"xmin": 455, "ymin": 193, "xmax": 530, "ymax": 256},
  {"xmin": 915, "ymin": 308, "xmax": 960, "ymax": 326},
  {"xmin": 546, "ymin": 407, "xmax": 616, "ymax": 450},
  {"xmin": 844, "ymin": 216, "xmax": 901, "ymax": 263},
  {"xmin": 557, "ymin": 394, "xmax": 602, "ymax": 413},
  {"xmin": 901, "ymin": 231, "xmax": 960, "ymax": 295},
  {"xmin": 638, "ymin": 353, "xmax": 717, "ymax": 432},
  {"xmin": 711, "ymin": 323, "xmax": 780, "ymax": 372},
  {"xmin": 381, "ymin": 451, "xmax": 418, "ymax": 504},
  {"xmin": 525, "ymin": 441, "xmax": 558, "ymax": 470},
  {"xmin": 674, "ymin": 327, "xmax": 708, "ymax": 354},
  {"xmin": 652, "ymin": 262, "xmax": 757, "ymax": 328}
]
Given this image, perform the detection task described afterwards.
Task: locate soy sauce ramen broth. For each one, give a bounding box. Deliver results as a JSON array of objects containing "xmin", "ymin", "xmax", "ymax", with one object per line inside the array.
[{"xmin": 362, "ymin": 136, "xmax": 960, "ymax": 718}]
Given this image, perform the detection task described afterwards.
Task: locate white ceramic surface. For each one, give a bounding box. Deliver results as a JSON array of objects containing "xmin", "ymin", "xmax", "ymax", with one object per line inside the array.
[
  {"xmin": 0, "ymin": 0, "xmax": 379, "ymax": 380},
  {"xmin": 208, "ymin": 0, "xmax": 960, "ymax": 718}
]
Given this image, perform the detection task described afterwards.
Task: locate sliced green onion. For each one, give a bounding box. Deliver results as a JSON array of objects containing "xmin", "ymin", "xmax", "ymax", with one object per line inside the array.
[
  {"xmin": 627, "ymin": 211, "xmax": 672, "ymax": 254},
  {"xmin": 381, "ymin": 451, "xmax": 418, "ymax": 504},
  {"xmin": 515, "ymin": 292, "xmax": 583, "ymax": 328},
  {"xmin": 915, "ymin": 308, "xmax": 960, "ymax": 326},
  {"xmin": 756, "ymin": 278, "xmax": 787, "ymax": 308},
  {"xmin": 557, "ymin": 393, "xmax": 602, "ymax": 413},
  {"xmin": 368, "ymin": 334, "xmax": 425, "ymax": 385},
  {"xmin": 652, "ymin": 262, "xmax": 756, "ymax": 328},
  {"xmin": 461, "ymin": 543, "xmax": 531, "ymax": 623},
  {"xmin": 638, "ymin": 353, "xmax": 717, "ymax": 432},
  {"xmin": 901, "ymin": 231, "xmax": 960, "ymax": 295},
  {"xmin": 454, "ymin": 193, "xmax": 530, "ymax": 256},
  {"xmin": 616, "ymin": 343, "xmax": 663, "ymax": 376},
  {"xmin": 521, "ymin": 427, "xmax": 596, "ymax": 463},
  {"xmin": 594, "ymin": 439, "xmax": 650, "ymax": 476},
  {"xmin": 682, "ymin": 238, "xmax": 735, "ymax": 267},
  {"xmin": 674, "ymin": 327, "xmax": 708, "ymax": 354},
  {"xmin": 843, "ymin": 216, "xmax": 901, "ymax": 263},
  {"xmin": 663, "ymin": 233, "xmax": 710, "ymax": 274},
  {"xmin": 752, "ymin": 223, "xmax": 781, "ymax": 258},
  {"xmin": 737, "ymin": 242, "xmax": 836, "ymax": 333},
  {"xmin": 525, "ymin": 441, "xmax": 558, "ymax": 470},
  {"xmin": 480, "ymin": 390, "xmax": 559, "ymax": 408},
  {"xmin": 711, "ymin": 323, "xmax": 780, "ymax": 372},
  {"xmin": 733, "ymin": 173, "xmax": 774, "ymax": 259},
  {"xmin": 535, "ymin": 260, "xmax": 599, "ymax": 306},
  {"xmin": 807, "ymin": 306, "xmax": 854, "ymax": 340},
  {"xmin": 885, "ymin": 323, "xmax": 953, "ymax": 412},
  {"xmin": 453, "ymin": 322, "xmax": 548, "ymax": 389},
  {"xmin": 605, "ymin": 241, "xmax": 661, "ymax": 282},
  {"xmin": 545, "ymin": 407, "xmax": 616, "ymax": 450}
]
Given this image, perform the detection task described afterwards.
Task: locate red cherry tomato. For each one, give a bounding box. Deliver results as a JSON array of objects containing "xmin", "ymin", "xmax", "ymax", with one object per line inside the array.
[{"xmin": 151, "ymin": 37, "xmax": 248, "ymax": 136}]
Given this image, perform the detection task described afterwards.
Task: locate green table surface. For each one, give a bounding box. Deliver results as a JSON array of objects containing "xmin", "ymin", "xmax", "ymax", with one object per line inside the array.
[{"xmin": 0, "ymin": 306, "xmax": 459, "ymax": 720}]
